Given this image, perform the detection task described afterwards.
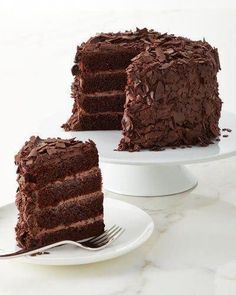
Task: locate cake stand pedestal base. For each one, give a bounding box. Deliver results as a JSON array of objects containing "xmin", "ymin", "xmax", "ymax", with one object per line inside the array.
[{"xmin": 100, "ymin": 163, "xmax": 198, "ymax": 197}]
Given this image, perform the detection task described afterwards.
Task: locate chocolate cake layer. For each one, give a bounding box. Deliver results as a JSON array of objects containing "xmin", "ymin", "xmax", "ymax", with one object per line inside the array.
[
  {"xmin": 36, "ymin": 192, "xmax": 103, "ymax": 229},
  {"xmin": 76, "ymin": 91, "xmax": 125, "ymax": 113},
  {"xmin": 118, "ymin": 34, "xmax": 222, "ymax": 150},
  {"xmin": 71, "ymin": 79, "xmax": 125, "ymax": 113},
  {"xmin": 63, "ymin": 110, "xmax": 123, "ymax": 131},
  {"xmin": 78, "ymin": 71, "xmax": 127, "ymax": 93},
  {"xmin": 16, "ymin": 219, "xmax": 104, "ymax": 249},
  {"xmin": 73, "ymin": 49, "xmax": 138, "ymax": 72},
  {"xmin": 15, "ymin": 136, "xmax": 104, "ymax": 250}
]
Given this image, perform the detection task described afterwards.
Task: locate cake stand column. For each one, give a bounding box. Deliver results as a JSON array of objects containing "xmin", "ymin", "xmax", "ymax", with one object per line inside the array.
[{"xmin": 100, "ymin": 163, "xmax": 198, "ymax": 197}]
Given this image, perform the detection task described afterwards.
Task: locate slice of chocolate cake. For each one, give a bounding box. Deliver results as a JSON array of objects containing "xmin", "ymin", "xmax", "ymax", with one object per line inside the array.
[
  {"xmin": 15, "ymin": 136, "xmax": 104, "ymax": 250},
  {"xmin": 62, "ymin": 28, "xmax": 160, "ymax": 131},
  {"xmin": 118, "ymin": 34, "xmax": 222, "ymax": 151}
]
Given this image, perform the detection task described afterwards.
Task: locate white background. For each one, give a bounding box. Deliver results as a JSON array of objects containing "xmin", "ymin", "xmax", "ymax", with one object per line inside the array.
[{"xmin": 0, "ymin": 1, "xmax": 236, "ymax": 294}]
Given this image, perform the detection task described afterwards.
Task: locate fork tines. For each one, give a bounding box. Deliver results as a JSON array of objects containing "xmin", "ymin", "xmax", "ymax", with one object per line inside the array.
[{"xmin": 82, "ymin": 225, "xmax": 124, "ymax": 248}]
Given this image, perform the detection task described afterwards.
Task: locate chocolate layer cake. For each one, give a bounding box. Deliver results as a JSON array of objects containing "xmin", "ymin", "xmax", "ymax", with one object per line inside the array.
[
  {"xmin": 15, "ymin": 136, "xmax": 104, "ymax": 250},
  {"xmin": 118, "ymin": 34, "xmax": 222, "ymax": 151},
  {"xmin": 62, "ymin": 28, "xmax": 160, "ymax": 131}
]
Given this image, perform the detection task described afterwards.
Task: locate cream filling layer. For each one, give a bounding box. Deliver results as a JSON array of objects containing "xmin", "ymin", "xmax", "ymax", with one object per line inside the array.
[
  {"xmin": 37, "ymin": 190, "xmax": 102, "ymax": 210},
  {"xmin": 84, "ymin": 90, "xmax": 124, "ymax": 97},
  {"xmin": 78, "ymin": 108, "xmax": 123, "ymax": 116},
  {"xmin": 81, "ymin": 69, "xmax": 125, "ymax": 77}
]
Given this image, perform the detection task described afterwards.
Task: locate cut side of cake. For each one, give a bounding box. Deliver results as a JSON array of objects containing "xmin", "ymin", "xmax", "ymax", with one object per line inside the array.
[
  {"xmin": 118, "ymin": 34, "xmax": 222, "ymax": 151},
  {"xmin": 15, "ymin": 136, "xmax": 104, "ymax": 250},
  {"xmin": 62, "ymin": 28, "xmax": 160, "ymax": 131}
]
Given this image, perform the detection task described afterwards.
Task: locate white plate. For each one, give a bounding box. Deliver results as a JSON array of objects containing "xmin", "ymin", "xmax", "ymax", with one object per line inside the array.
[
  {"xmin": 38, "ymin": 110, "xmax": 236, "ymax": 165},
  {"xmin": 0, "ymin": 198, "xmax": 154, "ymax": 265}
]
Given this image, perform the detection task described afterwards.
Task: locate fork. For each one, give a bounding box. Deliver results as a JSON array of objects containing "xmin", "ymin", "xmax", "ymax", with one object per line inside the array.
[{"xmin": 0, "ymin": 225, "xmax": 124, "ymax": 259}]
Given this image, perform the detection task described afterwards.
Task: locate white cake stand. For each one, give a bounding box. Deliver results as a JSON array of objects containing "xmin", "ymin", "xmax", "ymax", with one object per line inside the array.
[{"xmin": 39, "ymin": 111, "xmax": 236, "ymax": 197}]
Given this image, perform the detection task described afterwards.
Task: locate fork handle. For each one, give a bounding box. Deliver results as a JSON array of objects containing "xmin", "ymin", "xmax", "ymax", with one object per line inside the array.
[{"xmin": 0, "ymin": 240, "xmax": 79, "ymax": 259}]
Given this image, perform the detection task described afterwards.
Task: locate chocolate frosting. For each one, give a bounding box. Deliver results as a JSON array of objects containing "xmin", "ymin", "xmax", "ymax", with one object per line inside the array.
[
  {"xmin": 15, "ymin": 136, "xmax": 96, "ymax": 169},
  {"xmin": 118, "ymin": 34, "xmax": 222, "ymax": 150}
]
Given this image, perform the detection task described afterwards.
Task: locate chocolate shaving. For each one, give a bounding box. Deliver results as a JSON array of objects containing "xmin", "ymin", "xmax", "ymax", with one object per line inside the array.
[
  {"xmin": 30, "ymin": 251, "xmax": 50, "ymax": 257},
  {"xmin": 222, "ymin": 128, "xmax": 232, "ymax": 132},
  {"xmin": 28, "ymin": 149, "xmax": 37, "ymax": 158},
  {"xmin": 150, "ymin": 146, "xmax": 166, "ymax": 151},
  {"xmin": 155, "ymin": 47, "xmax": 166, "ymax": 62},
  {"xmin": 55, "ymin": 142, "xmax": 66, "ymax": 149},
  {"xmin": 26, "ymin": 159, "xmax": 34, "ymax": 166},
  {"xmin": 46, "ymin": 148, "xmax": 57, "ymax": 155}
]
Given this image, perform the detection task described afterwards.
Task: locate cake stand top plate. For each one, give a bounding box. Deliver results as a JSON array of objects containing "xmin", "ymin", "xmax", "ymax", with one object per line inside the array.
[{"xmin": 40, "ymin": 110, "xmax": 236, "ymax": 166}]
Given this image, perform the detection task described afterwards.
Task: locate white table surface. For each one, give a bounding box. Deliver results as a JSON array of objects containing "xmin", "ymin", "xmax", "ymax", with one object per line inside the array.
[{"xmin": 0, "ymin": 2, "xmax": 236, "ymax": 294}]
